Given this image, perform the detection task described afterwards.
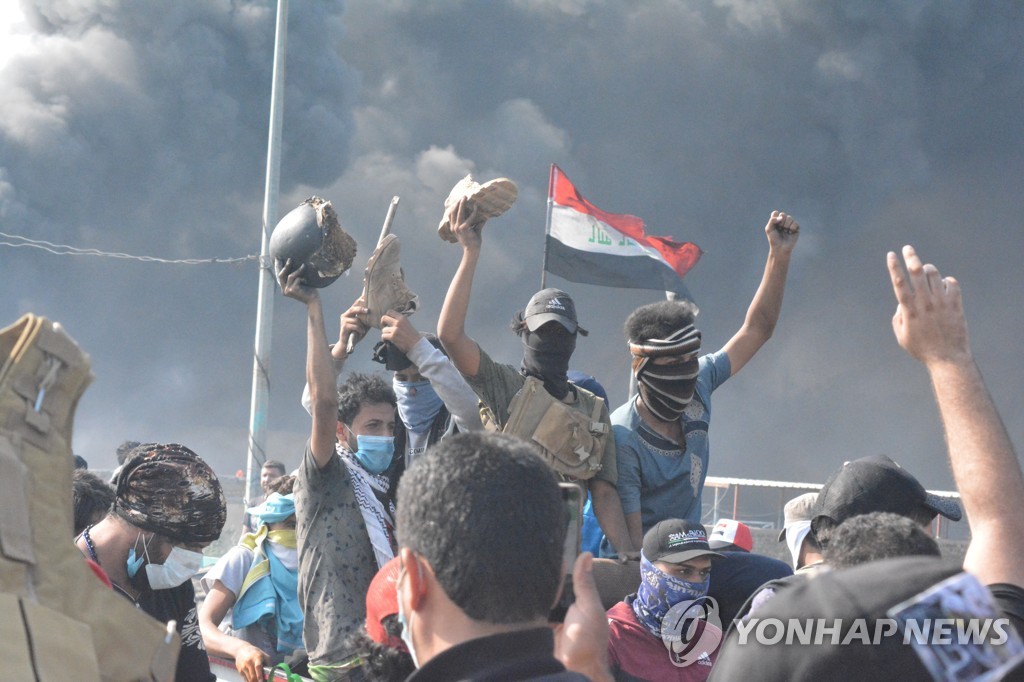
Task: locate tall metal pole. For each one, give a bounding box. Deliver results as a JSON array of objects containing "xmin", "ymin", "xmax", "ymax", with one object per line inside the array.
[
  {"xmin": 245, "ymin": 0, "xmax": 288, "ymax": 511},
  {"xmin": 541, "ymin": 164, "xmax": 555, "ymax": 290}
]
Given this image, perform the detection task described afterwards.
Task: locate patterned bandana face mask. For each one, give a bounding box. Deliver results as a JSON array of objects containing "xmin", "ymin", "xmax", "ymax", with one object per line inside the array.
[
  {"xmin": 630, "ymin": 325, "xmax": 701, "ymax": 422},
  {"xmin": 635, "ymin": 358, "xmax": 699, "ymax": 421},
  {"xmin": 631, "ymin": 553, "xmax": 710, "ymax": 638}
]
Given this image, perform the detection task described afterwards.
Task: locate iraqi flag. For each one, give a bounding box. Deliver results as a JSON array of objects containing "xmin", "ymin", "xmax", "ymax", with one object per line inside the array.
[{"xmin": 544, "ymin": 164, "xmax": 702, "ymax": 296}]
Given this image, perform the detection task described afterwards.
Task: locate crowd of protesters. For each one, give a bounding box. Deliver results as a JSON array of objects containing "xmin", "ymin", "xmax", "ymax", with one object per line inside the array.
[{"xmin": 45, "ymin": 183, "xmax": 1024, "ymax": 682}]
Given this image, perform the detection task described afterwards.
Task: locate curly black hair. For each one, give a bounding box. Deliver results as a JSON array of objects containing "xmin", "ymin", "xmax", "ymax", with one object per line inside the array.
[
  {"xmin": 625, "ymin": 299, "xmax": 699, "ymax": 342},
  {"xmin": 824, "ymin": 512, "xmax": 940, "ymax": 569},
  {"xmin": 337, "ymin": 372, "xmax": 396, "ymax": 425}
]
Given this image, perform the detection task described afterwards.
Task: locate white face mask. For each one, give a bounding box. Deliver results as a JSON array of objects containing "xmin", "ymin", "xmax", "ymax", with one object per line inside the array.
[
  {"xmin": 785, "ymin": 520, "xmax": 813, "ymax": 570},
  {"xmin": 145, "ymin": 546, "xmax": 204, "ymax": 589}
]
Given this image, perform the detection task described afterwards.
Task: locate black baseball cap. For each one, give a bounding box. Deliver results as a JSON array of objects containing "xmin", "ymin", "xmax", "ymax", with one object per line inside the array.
[
  {"xmin": 643, "ymin": 519, "xmax": 723, "ymax": 564},
  {"xmin": 813, "ymin": 454, "xmax": 962, "ymax": 528},
  {"xmin": 523, "ymin": 288, "xmax": 588, "ymax": 335}
]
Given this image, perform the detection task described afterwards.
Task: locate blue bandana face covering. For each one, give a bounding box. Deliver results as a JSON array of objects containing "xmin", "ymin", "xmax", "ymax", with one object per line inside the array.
[
  {"xmin": 631, "ymin": 553, "xmax": 710, "ymax": 638},
  {"xmin": 353, "ymin": 435, "xmax": 395, "ymax": 474},
  {"xmin": 394, "ymin": 379, "xmax": 443, "ymax": 434}
]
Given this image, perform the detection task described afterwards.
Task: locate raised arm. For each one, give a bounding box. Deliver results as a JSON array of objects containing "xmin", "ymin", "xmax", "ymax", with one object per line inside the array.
[
  {"xmin": 382, "ymin": 311, "xmax": 483, "ymax": 432},
  {"xmin": 437, "ymin": 198, "xmax": 484, "ymax": 377},
  {"xmin": 300, "ymin": 298, "xmax": 368, "ymax": 416},
  {"xmin": 721, "ymin": 211, "xmax": 799, "ymax": 375},
  {"xmin": 279, "ymin": 261, "xmax": 338, "ymax": 470},
  {"xmin": 888, "ymin": 245, "xmax": 1024, "ymax": 587}
]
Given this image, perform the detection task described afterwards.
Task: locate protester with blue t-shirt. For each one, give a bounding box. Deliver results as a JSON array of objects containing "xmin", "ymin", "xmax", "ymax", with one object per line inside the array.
[{"xmin": 612, "ymin": 211, "xmax": 801, "ymax": 550}]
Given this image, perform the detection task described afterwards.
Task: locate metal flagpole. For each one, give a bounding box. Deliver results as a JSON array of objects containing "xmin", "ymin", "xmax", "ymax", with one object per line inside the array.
[
  {"xmin": 245, "ymin": 0, "xmax": 289, "ymax": 512},
  {"xmin": 541, "ymin": 164, "xmax": 555, "ymax": 290}
]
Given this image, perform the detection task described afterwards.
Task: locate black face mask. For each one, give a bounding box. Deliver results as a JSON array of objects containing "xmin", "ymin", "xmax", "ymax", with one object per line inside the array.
[
  {"xmin": 635, "ymin": 357, "xmax": 698, "ymax": 422},
  {"xmin": 520, "ymin": 326, "xmax": 576, "ymax": 400}
]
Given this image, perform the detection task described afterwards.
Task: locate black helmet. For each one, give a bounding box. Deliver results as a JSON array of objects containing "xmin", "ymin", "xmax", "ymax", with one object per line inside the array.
[{"xmin": 269, "ymin": 196, "xmax": 357, "ymax": 288}]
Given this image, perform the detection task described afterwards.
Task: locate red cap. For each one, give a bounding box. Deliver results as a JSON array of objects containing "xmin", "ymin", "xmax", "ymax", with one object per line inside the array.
[
  {"xmin": 365, "ymin": 557, "xmax": 403, "ymax": 646},
  {"xmin": 708, "ymin": 519, "xmax": 753, "ymax": 552}
]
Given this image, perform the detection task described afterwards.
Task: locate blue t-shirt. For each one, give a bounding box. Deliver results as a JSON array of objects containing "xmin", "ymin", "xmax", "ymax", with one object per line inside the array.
[{"xmin": 611, "ymin": 350, "xmax": 731, "ymax": 529}]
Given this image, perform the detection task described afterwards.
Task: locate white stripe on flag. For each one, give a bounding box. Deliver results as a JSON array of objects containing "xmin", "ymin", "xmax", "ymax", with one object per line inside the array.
[{"xmin": 549, "ymin": 205, "xmax": 670, "ymax": 265}]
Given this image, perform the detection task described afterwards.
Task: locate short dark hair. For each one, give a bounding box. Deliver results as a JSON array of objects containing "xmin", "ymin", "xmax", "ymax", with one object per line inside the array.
[
  {"xmin": 396, "ymin": 432, "xmax": 566, "ymax": 624},
  {"xmin": 262, "ymin": 460, "xmax": 286, "ymax": 476},
  {"xmin": 338, "ymin": 372, "xmax": 396, "ymax": 425},
  {"xmin": 625, "ymin": 300, "xmax": 699, "ymax": 342},
  {"xmin": 73, "ymin": 469, "xmax": 115, "ymax": 536},
  {"xmin": 824, "ymin": 512, "xmax": 940, "ymax": 570}
]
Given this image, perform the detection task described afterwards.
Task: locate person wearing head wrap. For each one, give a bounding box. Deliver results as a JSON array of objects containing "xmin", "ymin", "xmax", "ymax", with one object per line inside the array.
[
  {"xmin": 436, "ymin": 195, "xmax": 636, "ymax": 558},
  {"xmin": 74, "ymin": 442, "xmax": 227, "ymax": 682},
  {"xmin": 200, "ymin": 477, "xmax": 303, "ymax": 682},
  {"xmin": 611, "ymin": 212, "xmax": 801, "ymax": 552}
]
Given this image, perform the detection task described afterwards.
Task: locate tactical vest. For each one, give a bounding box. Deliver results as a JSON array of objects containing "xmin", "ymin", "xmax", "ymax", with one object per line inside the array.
[
  {"xmin": 482, "ymin": 376, "xmax": 608, "ymax": 480},
  {"xmin": 0, "ymin": 314, "xmax": 179, "ymax": 681}
]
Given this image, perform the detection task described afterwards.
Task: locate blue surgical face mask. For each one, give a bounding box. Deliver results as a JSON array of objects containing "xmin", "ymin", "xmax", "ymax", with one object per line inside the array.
[
  {"xmin": 353, "ymin": 435, "xmax": 395, "ymax": 474},
  {"xmin": 126, "ymin": 533, "xmax": 148, "ymax": 578},
  {"xmin": 394, "ymin": 379, "xmax": 443, "ymax": 433}
]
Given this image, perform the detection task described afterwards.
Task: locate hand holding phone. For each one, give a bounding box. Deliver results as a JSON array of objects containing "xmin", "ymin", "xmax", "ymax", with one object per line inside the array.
[{"xmin": 549, "ymin": 482, "xmax": 584, "ymax": 622}]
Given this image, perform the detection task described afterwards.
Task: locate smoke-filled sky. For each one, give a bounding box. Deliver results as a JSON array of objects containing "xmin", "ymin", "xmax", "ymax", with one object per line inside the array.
[{"xmin": 3, "ymin": 1, "xmax": 1022, "ymax": 508}]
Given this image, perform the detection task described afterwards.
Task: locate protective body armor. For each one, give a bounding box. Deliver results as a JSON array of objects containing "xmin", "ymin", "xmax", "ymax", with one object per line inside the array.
[
  {"xmin": 484, "ymin": 376, "xmax": 607, "ymax": 480},
  {"xmin": 0, "ymin": 314, "xmax": 179, "ymax": 681}
]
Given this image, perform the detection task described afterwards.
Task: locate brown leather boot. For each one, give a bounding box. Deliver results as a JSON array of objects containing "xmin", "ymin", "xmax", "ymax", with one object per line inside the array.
[
  {"xmin": 358, "ymin": 234, "xmax": 419, "ymax": 330},
  {"xmin": 0, "ymin": 314, "xmax": 178, "ymax": 681}
]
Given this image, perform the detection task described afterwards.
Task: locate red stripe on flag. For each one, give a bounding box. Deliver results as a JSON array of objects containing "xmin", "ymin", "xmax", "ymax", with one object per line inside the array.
[{"xmin": 549, "ymin": 165, "xmax": 701, "ymax": 278}]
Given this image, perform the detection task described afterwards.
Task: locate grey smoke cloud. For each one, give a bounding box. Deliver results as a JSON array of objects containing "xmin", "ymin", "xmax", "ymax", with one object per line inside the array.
[{"xmin": 2, "ymin": 1, "xmax": 1021, "ymax": 512}]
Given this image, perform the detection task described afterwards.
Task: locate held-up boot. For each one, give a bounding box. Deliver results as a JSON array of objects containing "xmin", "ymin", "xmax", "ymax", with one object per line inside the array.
[
  {"xmin": 437, "ymin": 174, "xmax": 518, "ymax": 242},
  {"xmin": 359, "ymin": 234, "xmax": 419, "ymax": 329},
  {"xmin": 0, "ymin": 314, "xmax": 179, "ymax": 681}
]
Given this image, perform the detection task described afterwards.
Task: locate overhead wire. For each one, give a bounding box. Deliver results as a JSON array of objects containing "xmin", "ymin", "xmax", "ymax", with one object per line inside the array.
[{"xmin": 0, "ymin": 230, "xmax": 259, "ymax": 265}]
